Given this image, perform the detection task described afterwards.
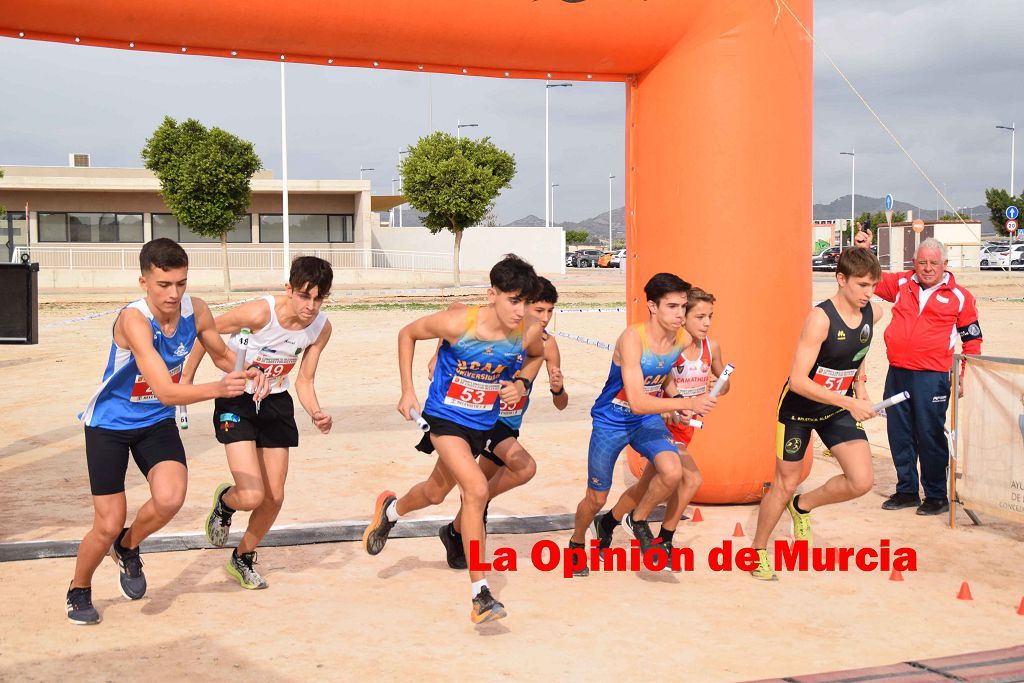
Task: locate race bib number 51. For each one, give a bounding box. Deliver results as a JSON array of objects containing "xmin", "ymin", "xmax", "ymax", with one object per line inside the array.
[
  {"xmin": 812, "ymin": 366, "xmax": 857, "ymax": 394},
  {"xmin": 444, "ymin": 376, "xmax": 500, "ymax": 411}
]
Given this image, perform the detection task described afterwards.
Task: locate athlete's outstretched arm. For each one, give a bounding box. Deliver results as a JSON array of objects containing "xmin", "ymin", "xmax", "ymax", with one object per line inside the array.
[
  {"xmin": 709, "ymin": 340, "xmax": 731, "ymax": 397},
  {"xmin": 397, "ymin": 308, "xmax": 464, "ymax": 419},
  {"xmin": 294, "ymin": 320, "xmax": 334, "ymax": 433},
  {"xmin": 118, "ymin": 308, "xmax": 247, "ymax": 406},
  {"xmin": 545, "ymin": 336, "xmax": 568, "ymax": 410},
  {"xmin": 618, "ymin": 328, "xmax": 716, "ymax": 415},
  {"xmin": 193, "ymin": 298, "xmax": 270, "ymax": 399},
  {"xmin": 788, "ymin": 308, "xmax": 876, "ymax": 422},
  {"xmin": 181, "ymin": 299, "xmax": 273, "ymax": 383}
]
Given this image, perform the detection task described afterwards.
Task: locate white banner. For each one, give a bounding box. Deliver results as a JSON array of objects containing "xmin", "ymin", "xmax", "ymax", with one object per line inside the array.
[{"xmin": 959, "ymin": 356, "xmax": 1024, "ymax": 522}]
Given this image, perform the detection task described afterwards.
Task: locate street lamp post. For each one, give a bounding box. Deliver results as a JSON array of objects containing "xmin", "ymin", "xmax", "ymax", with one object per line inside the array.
[
  {"xmin": 391, "ymin": 178, "xmax": 399, "ymax": 226},
  {"xmin": 456, "ymin": 118, "xmax": 479, "ymax": 140},
  {"xmin": 608, "ymin": 174, "xmax": 615, "ymax": 250},
  {"xmin": 840, "ymin": 150, "xmax": 855, "ymax": 245},
  {"xmin": 397, "ymin": 149, "xmax": 410, "ymax": 227},
  {"xmin": 359, "ymin": 166, "xmax": 375, "ymax": 180},
  {"xmin": 545, "ymin": 81, "xmax": 573, "ymax": 227},
  {"xmin": 550, "ymin": 183, "xmax": 560, "ymax": 227},
  {"xmin": 997, "ymin": 124, "xmax": 1016, "ymax": 196}
]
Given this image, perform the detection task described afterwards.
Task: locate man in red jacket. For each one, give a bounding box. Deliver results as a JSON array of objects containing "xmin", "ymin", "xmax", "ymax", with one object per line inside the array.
[{"xmin": 874, "ymin": 237, "xmax": 983, "ymax": 515}]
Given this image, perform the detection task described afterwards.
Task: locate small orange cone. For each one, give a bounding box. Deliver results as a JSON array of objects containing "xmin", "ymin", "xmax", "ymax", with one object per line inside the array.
[
  {"xmin": 732, "ymin": 522, "xmax": 744, "ymax": 537},
  {"xmin": 956, "ymin": 582, "xmax": 973, "ymax": 600},
  {"xmin": 691, "ymin": 508, "xmax": 704, "ymax": 523},
  {"xmin": 1016, "ymin": 597, "xmax": 1024, "ymax": 615},
  {"xmin": 889, "ymin": 569, "xmax": 903, "ymax": 582}
]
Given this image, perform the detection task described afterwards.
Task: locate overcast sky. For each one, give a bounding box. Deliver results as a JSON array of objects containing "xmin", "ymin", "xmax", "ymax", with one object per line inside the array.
[{"xmin": 1, "ymin": 0, "xmax": 1021, "ymax": 223}]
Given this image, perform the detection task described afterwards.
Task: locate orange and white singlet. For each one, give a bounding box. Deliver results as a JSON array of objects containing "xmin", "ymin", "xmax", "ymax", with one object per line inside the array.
[{"xmin": 667, "ymin": 337, "xmax": 713, "ymax": 445}]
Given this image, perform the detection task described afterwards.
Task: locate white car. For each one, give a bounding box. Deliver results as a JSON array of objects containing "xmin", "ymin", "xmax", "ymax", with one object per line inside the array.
[
  {"xmin": 610, "ymin": 249, "xmax": 626, "ymax": 268},
  {"xmin": 994, "ymin": 244, "xmax": 1024, "ymax": 269}
]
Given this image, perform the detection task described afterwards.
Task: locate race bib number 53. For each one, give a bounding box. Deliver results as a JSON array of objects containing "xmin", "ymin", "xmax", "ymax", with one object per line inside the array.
[
  {"xmin": 444, "ymin": 376, "xmax": 500, "ymax": 411},
  {"xmin": 812, "ymin": 366, "xmax": 857, "ymax": 394}
]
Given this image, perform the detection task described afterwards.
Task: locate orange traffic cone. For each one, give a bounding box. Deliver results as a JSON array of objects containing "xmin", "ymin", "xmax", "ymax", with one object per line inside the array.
[
  {"xmin": 889, "ymin": 569, "xmax": 904, "ymax": 582},
  {"xmin": 1016, "ymin": 597, "xmax": 1024, "ymax": 615},
  {"xmin": 956, "ymin": 581, "xmax": 973, "ymax": 600},
  {"xmin": 732, "ymin": 522, "xmax": 744, "ymax": 537},
  {"xmin": 690, "ymin": 508, "xmax": 704, "ymax": 523}
]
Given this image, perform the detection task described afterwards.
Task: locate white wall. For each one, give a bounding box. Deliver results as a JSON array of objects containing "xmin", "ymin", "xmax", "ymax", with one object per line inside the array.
[{"xmin": 372, "ymin": 226, "xmax": 566, "ymax": 274}]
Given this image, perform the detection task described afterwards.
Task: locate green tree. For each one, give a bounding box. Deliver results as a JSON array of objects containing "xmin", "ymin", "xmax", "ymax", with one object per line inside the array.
[
  {"xmin": 564, "ymin": 229, "xmax": 589, "ymax": 245},
  {"xmin": 400, "ymin": 132, "xmax": 516, "ymax": 286},
  {"xmin": 141, "ymin": 116, "xmax": 262, "ymax": 292},
  {"xmin": 985, "ymin": 187, "xmax": 1022, "ymax": 237}
]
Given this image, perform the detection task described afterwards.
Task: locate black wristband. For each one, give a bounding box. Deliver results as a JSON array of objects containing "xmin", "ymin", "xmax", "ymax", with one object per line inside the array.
[
  {"xmin": 550, "ymin": 386, "xmax": 565, "ymax": 396},
  {"xmin": 517, "ymin": 377, "xmax": 533, "ymax": 393},
  {"xmin": 247, "ymin": 364, "xmax": 266, "ymax": 374}
]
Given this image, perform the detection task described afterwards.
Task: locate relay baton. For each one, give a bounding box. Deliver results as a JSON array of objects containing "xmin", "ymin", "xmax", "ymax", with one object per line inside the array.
[
  {"xmin": 687, "ymin": 417, "xmax": 704, "ymax": 429},
  {"xmin": 177, "ymin": 405, "xmax": 189, "ymax": 430},
  {"xmin": 873, "ymin": 391, "xmax": 909, "ymax": 412},
  {"xmin": 409, "ymin": 408, "xmax": 430, "ymax": 432},
  {"xmin": 234, "ymin": 328, "xmax": 251, "ymax": 372},
  {"xmin": 709, "ymin": 363, "xmax": 735, "ymax": 398}
]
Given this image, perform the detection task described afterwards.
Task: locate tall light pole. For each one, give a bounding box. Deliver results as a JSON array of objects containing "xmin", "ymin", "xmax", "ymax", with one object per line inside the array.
[
  {"xmin": 456, "ymin": 119, "xmax": 478, "ymax": 140},
  {"xmin": 550, "ymin": 183, "xmax": 560, "ymax": 227},
  {"xmin": 840, "ymin": 150, "xmax": 855, "ymax": 245},
  {"xmin": 397, "ymin": 149, "xmax": 410, "ymax": 227},
  {"xmin": 390, "ymin": 178, "xmax": 399, "ymax": 226},
  {"xmin": 545, "ymin": 81, "xmax": 573, "ymax": 227},
  {"xmin": 359, "ymin": 166, "xmax": 374, "ymax": 180},
  {"xmin": 608, "ymin": 174, "xmax": 616, "ymax": 250},
  {"xmin": 280, "ymin": 62, "xmax": 290, "ymax": 280},
  {"xmin": 997, "ymin": 124, "xmax": 1016, "ymax": 196}
]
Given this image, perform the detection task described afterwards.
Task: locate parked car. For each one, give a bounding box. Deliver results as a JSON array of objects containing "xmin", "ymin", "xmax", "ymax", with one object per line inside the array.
[
  {"xmin": 980, "ymin": 245, "xmax": 1006, "ymax": 269},
  {"xmin": 571, "ymin": 249, "xmax": 603, "ymax": 268},
  {"xmin": 565, "ymin": 251, "xmax": 574, "ymax": 267},
  {"xmin": 994, "ymin": 244, "xmax": 1024, "ymax": 269},
  {"xmin": 597, "ymin": 251, "xmax": 615, "ymax": 268},
  {"xmin": 812, "ymin": 247, "xmax": 840, "ymax": 271},
  {"xmin": 610, "ymin": 249, "xmax": 626, "ymax": 268}
]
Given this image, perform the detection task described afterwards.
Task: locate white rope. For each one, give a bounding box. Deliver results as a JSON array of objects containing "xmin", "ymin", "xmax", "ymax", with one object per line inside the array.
[
  {"xmin": 554, "ymin": 307, "xmax": 625, "ymax": 314},
  {"xmin": 775, "ymin": 0, "xmax": 975, "ymax": 227},
  {"xmin": 549, "ymin": 330, "xmax": 614, "ymax": 352},
  {"xmin": 41, "ymin": 297, "xmax": 260, "ymax": 331}
]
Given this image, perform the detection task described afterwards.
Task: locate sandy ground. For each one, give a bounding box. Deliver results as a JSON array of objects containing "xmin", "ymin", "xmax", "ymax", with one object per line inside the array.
[{"xmin": 1, "ymin": 269, "xmax": 1023, "ymax": 681}]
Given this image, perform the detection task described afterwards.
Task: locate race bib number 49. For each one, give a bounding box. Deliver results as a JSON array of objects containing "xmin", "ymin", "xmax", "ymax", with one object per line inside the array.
[
  {"xmin": 444, "ymin": 376, "xmax": 500, "ymax": 411},
  {"xmin": 812, "ymin": 366, "xmax": 857, "ymax": 394},
  {"xmin": 131, "ymin": 363, "xmax": 182, "ymax": 402},
  {"xmin": 251, "ymin": 352, "xmax": 297, "ymax": 388}
]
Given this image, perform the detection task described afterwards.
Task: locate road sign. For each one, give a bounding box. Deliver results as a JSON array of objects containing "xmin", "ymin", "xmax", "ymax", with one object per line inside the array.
[
  {"xmin": 884, "ymin": 194, "xmax": 894, "ymax": 211},
  {"xmin": 1007, "ymin": 205, "xmax": 1020, "ymax": 220},
  {"xmin": 885, "ymin": 209, "xmax": 893, "ymax": 227},
  {"xmin": 912, "ymin": 219, "xmax": 925, "ymax": 234},
  {"xmin": 1008, "ymin": 219, "xmax": 1019, "ymax": 233}
]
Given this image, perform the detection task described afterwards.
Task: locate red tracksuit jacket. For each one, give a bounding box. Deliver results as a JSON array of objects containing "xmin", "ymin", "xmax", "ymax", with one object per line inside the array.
[{"xmin": 875, "ymin": 271, "xmax": 983, "ymax": 372}]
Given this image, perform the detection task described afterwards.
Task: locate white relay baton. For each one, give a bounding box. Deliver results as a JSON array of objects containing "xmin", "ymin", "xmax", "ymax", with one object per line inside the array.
[
  {"xmin": 709, "ymin": 363, "xmax": 734, "ymax": 398},
  {"xmin": 177, "ymin": 405, "xmax": 189, "ymax": 430},
  {"xmin": 873, "ymin": 391, "xmax": 910, "ymax": 412},
  {"xmin": 234, "ymin": 328, "xmax": 251, "ymax": 372},
  {"xmin": 409, "ymin": 408, "xmax": 430, "ymax": 432},
  {"xmin": 687, "ymin": 417, "xmax": 704, "ymax": 429}
]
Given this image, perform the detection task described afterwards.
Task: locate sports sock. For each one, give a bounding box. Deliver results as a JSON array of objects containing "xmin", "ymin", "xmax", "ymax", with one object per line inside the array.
[
  {"xmin": 449, "ymin": 522, "xmax": 461, "ymax": 538},
  {"xmin": 471, "ymin": 579, "xmax": 488, "ymax": 599},
  {"xmin": 792, "ymin": 494, "xmax": 810, "ymax": 515},
  {"xmin": 658, "ymin": 527, "xmax": 675, "ymax": 544},
  {"xmin": 598, "ymin": 511, "xmax": 620, "ymax": 537},
  {"xmin": 385, "ymin": 499, "xmax": 400, "ymax": 522},
  {"xmin": 219, "ymin": 487, "xmax": 236, "ymax": 514}
]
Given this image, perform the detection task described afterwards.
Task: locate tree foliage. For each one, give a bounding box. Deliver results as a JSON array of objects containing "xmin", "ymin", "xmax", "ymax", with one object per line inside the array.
[
  {"xmin": 400, "ymin": 132, "xmax": 516, "ymax": 286},
  {"xmin": 142, "ymin": 116, "xmax": 262, "ymax": 291},
  {"xmin": 564, "ymin": 229, "xmax": 589, "ymax": 245},
  {"xmin": 985, "ymin": 187, "xmax": 1022, "ymax": 237}
]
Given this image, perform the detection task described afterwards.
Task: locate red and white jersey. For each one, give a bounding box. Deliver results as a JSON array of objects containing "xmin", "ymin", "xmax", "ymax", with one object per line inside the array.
[
  {"xmin": 671, "ymin": 337, "xmax": 713, "ymax": 398},
  {"xmin": 229, "ymin": 295, "xmax": 328, "ymax": 395}
]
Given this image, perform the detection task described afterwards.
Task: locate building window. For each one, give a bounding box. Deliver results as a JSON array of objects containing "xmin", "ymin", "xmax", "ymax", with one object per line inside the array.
[
  {"xmin": 259, "ymin": 214, "xmax": 355, "ymax": 243},
  {"xmin": 37, "ymin": 212, "xmax": 145, "ymax": 243},
  {"xmin": 2, "ymin": 212, "xmax": 28, "ymax": 247},
  {"xmin": 152, "ymin": 214, "xmax": 252, "ymax": 243}
]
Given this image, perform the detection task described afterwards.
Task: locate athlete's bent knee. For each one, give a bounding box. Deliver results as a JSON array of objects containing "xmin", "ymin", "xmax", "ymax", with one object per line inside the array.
[
  {"xmin": 152, "ymin": 489, "xmax": 186, "ymax": 518},
  {"xmin": 682, "ymin": 469, "xmax": 703, "ymax": 494},
  {"xmin": 264, "ymin": 490, "xmax": 285, "ymax": 511},
  {"xmin": 232, "ymin": 487, "xmax": 265, "ymax": 511},
  {"xmin": 849, "ymin": 473, "xmax": 873, "ymax": 497},
  {"xmin": 585, "ymin": 488, "xmax": 609, "ymax": 509},
  {"xmin": 94, "ymin": 517, "xmax": 126, "ymax": 542}
]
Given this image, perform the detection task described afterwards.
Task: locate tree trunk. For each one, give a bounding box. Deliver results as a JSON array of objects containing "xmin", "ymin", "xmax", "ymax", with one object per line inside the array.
[
  {"xmin": 453, "ymin": 228, "xmax": 463, "ymax": 287},
  {"xmin": 220, "ymin": 233, "xmax": 232, "ymax": 296}
]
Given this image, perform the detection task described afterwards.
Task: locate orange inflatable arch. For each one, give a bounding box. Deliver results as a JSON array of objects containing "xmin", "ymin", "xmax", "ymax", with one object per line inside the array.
[{"xmin": 1, "ymin": 0, "xmax": 813, "ymax": 503}]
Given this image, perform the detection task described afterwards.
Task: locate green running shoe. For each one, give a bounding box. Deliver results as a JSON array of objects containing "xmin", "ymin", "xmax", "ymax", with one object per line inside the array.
[
  {"xmin": 750, "ymin": 548, "xmax": 777, "ymax": 581},
  {"xmin": 788, "ymin": 497, "xmax": 813, "ymax": 546}
]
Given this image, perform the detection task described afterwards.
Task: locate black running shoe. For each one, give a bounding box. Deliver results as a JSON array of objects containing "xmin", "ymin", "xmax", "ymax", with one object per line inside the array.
[
  {"xmin": 661, "ymin": 542, "xmax": 681, "ymax": 572},
  {"xmin": 588, "ymin": 512, "xmax": 615, "ymax": 551},
  {"xmin": 66, "ymin": 585, "xmax": 100, "ymax": 625},
  {"xmin": 439, "ymin": 522, "xmax": 468, "ymax": 570},
  {"xmin": 470, "ymin": 586, "xmax": 506, "ymax": 624},
  {"xmin": 568, "ymin": 540, "xmax": 589, "ymax": 577},
  {"xmin": 109, "ymin": 529, "xmax": 146, "ymax": 600},
  {"xmin": 622, "ymin": 513, "xmax": 663, "ymax": 556},
  {"xmin": 362, "ymin": 491, "xmax": 397, "ymax": 556}
]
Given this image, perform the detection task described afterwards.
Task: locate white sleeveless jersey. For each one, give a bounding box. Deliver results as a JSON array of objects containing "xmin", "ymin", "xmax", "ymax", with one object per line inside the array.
[
  {"xmin": 671, "ymin": 337, "xmax": 713, "ymax": 398},
  {"xmin": 229, "ymin": 295, "xmax": 328, "ymax": 395}
]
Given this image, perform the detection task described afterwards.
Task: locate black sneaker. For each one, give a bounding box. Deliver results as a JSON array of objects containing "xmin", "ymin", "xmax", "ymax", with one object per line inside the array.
[
  {"xmin": 622, "ymin": 513, "xmax": 663, "ymax": 556},
  {"xmin": 439, "ymin": 522, "xmax": 468, "ymax": 570},
  {"xmin": 588, "ymin": 512, "xmax": 615, "ymax": 552},
  {"xmin": 916, "ymin": 497, "xmax": 950, "ymax": 516},
  {"xmin": 66, "ymin": 585, "xmax": 100, "ymax": 625},
  {"xmin": 205, "ymin": 482, "xmax": 234, "ymax": 547},
  {"xmin": 881, "ymin": 492, "xmax": 921, "ymax": 510},
  {"xmin": 362, "ymin": 491, "xmax": 397, "ymax": 556},
  {"xmin": 568, "ymin": 540, "xmax": 590, "ymax": 577},
  {"xmin": 109, "ymin": 529, "xmax": 146, "ymax": 600},
  {"xmin": 470, "ymin": 586, "xmax": 506, "ymax": 624},
  {"xmin": 660, "ymin": 542, "xmax": 681, "ymax": 572}
]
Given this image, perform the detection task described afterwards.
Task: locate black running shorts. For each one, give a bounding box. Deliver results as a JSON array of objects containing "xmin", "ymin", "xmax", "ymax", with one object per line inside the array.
[
  {"xmin": 479, "ymin": 421, "xmax": 520, "ymax": 467},
  {"xmin": 84, "ymin": 418, "xmax": 187, "ymax": 495},
  {"xmin": 213, "ymin": 392, "xmax": 299, "ymax": 449},
  {"xmin": 415, "ymin": 412, "xmax": 489, "ymax": 457},
  {"xmin": 776, "ymin": 411, "xmax": 867, "ymax": 462}
]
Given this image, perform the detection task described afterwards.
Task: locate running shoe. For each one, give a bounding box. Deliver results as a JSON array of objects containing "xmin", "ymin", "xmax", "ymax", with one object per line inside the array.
[
  {"xmin": 108, "ymin": 529, "xmax": 146, "ymax": 600},
  {"xmin": 788, "ymin": 497, "xmax": 813, "ymax": 546},
  {"xmin": 750, "ymin": 548, "xmax": 778, "ymax": 581},
  {"xmin": 470, "ymin": 586, "xmax": 506, "ymax": 624},
  {"xmin": 439, "ymin": 522, "xmax": 467, "ymax": 570},
  {"xmin": 362, "ymin": 490, "xmax": 397, "ymax": 556},
  {"xmin": 205, "ymin": 482, "xmax": 234, "ymax": 547},
  {"xmin": 661, "ymin": 542, "xmax": 681, "ymax": 573},
  {"xmin": 227, "ymin": 550, "xmax": 268, "ymax": 590},
  {"xmin": 589, "ymin": 512, "xmax": 614, "ymax": 553},
  {"xmin": 622, "ymin": 513, "xmax": 664, "ymax": 556},
  {"xmin": 568, "ymin": 540, "xmax": 589, "ymax": 577},
  {"xmin": 66, "ymin": 585, "xmax": 100, "ymax": 625}
]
